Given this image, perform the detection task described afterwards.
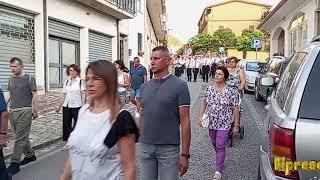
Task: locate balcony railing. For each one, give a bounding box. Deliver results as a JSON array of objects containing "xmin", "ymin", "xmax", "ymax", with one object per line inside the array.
[{"xmin": 106, "ymin": 0, "xmax": 136, "ymax": 15}]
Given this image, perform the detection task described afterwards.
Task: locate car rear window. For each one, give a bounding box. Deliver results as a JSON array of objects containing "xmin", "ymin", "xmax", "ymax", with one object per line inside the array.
[
  {"xmin": 299, "ymin": 52, "xmax": 320, "ymax": 119},
  {"xmin": 246, "ymin": 62, "xmax": 259, "ymax": 72}
]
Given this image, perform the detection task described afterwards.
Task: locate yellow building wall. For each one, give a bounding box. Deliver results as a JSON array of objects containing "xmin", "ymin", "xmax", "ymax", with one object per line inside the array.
[
  {"xmin": 227, "ymin": 48, "xmax": 269, "ymax": 61},
  {"xmin": 207, "ymin": 20, "xmax": 260, "ymax": 36},
  {"xmin": 203, "ymin": 1, "xmax": 268, "ymax": 35}
]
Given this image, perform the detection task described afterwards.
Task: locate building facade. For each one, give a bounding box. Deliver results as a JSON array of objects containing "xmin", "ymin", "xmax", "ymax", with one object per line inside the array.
[
  {"xmin": 198, "ymin": 0, "xmax": 271, "ymax": 35},
  {"xmin": 0, "ymin": 0, "xmax": 166, "ymax": 93},
  {"xmin": 258, "ymin": 0, "xmax": 320, "ymax": 57}
]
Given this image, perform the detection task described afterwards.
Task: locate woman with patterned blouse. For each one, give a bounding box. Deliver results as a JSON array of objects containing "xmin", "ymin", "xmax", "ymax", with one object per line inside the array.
[{"xmin": 198, "ymin": 66, "xmax": 240, "ymax": 180}]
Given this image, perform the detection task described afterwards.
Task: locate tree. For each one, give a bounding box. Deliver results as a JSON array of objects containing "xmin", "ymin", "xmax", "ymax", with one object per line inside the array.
[
  {"xmin": 168, "ymin": 34, "xmax": 182, "ymax": 47},
  {"xmin": 212, "ymin": 28, "xmax": 237, "ymax": 49},
  {"xmin": 236, "ymin": 29, "xmax": 265, "ymax": 59},
  {"xmin": 176, "ymin": 46, "xmax": 185, "ymax": 56},
  {"xmin": 188, "ymin": 33, "xmax": 218, "ymax": 53}
]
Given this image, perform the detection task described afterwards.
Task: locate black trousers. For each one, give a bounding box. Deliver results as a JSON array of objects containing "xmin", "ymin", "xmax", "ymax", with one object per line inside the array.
[
  {"xmin": 187, "ymin": 68, "xmax": 192, "ymax": 82},
  {"xmin": 202, "ymin": 65, "xmax": 210, "ymax": 82},
  {"xmin": 63, "ymin": 106, "xmax": 81, "ymax": 141},
  {"xmin": 202, "ymin": 72, "xmax": 209, "ymax": 82},
  {"xmin": 193, "ymin": 68, "xmax": 199, "ymax": 82},
  {"xmin": 0, "ymin": 149, "xmax": 10, "ymax": 180}
]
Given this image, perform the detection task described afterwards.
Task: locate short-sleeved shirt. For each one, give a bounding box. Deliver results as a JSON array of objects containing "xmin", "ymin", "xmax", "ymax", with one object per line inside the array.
[
  {"xmin": 68, "ymin": 105, "xmax": 139, "ymax": 179},
  {"xmin": 204, "ymin": 85, "xmax": 238, "ymax": 130},
  {"xmin": 62, "ymin": 77, "xmax": 85, "ymax": 108},
  {"xmin": 8, "ymin": 74, "xmax": 37, "ymax": 109},
  {"xmin": 140, "ymin": 74, "xmax": 190, "ymax": 145},
  {"xmin": 130, "ymin": 66, "xmax": 147, "ymax": 90}
]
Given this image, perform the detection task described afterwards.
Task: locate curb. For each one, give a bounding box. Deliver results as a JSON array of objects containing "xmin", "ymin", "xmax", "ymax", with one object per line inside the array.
[{"xmin": 4, "ymin": 137, "xmax": 63, "ymax": 160}]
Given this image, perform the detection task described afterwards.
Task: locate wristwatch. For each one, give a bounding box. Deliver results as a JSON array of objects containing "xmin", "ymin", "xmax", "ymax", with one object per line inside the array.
[{"xmin": 181, "ymin": 153, "xmax": 190, "ymax": 159}]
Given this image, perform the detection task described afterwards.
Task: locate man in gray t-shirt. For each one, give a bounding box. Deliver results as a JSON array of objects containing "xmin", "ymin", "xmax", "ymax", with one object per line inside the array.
[
  {"xmin": 6, "ymin": 57, "xmax": 38, "ymax": 176},
  {"xmin": 139, "ymin": 46, "xmax": 191, "ymax": 180}
]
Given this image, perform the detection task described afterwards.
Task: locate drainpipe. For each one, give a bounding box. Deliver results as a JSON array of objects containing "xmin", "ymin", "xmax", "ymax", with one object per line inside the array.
[
  {"xmin": 43, "ymin": 0, "xmax": 48, "ymax": 92},
  {"xmin": 117, "ymin": 19, "xmax": 120, "ymax": 61}
]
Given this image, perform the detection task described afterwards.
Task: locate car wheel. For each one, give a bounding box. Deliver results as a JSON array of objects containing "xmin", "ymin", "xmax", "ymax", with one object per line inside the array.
[{"xmin": 255, "ymin": 86, "xmax": 263, "ymax": 101}]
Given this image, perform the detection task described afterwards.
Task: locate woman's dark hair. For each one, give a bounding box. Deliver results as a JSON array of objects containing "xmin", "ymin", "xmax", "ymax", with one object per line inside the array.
[
  {"xmin": 86, "ymin": 60, "xmax": 120, "ymax": 122},
  {"xmin": 114, "ymin": 60, "xmax": 130, "ymax": 73},
  {"xmin": 66, "ymin": 64, "xmax": 81, "ymax": 76},
  {"xmin": 216, "ymin": 66, "xmax": 229, "ymax": 81}
]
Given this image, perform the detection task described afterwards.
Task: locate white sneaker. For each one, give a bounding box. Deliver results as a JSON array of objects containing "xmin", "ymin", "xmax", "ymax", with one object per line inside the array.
[{"xmin": 213, "ymin": 171, "xmax": 222, "ymax": 180}]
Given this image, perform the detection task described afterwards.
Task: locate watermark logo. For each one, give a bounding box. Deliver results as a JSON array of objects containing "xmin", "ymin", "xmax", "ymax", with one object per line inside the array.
[{"xmin": 274, "ymin": 157, "xmax": 320, "ymax": 175}]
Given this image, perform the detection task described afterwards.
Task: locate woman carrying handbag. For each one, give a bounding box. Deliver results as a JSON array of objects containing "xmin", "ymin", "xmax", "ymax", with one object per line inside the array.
[{"xmin": 198, "ymin": 66, "xmax": 240, "ymax": 180}]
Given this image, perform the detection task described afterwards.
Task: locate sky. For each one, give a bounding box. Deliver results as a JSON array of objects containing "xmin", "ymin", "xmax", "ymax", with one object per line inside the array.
[{"xmin": 166, "ymin": 0, "xmax": 279, "ymax": 44}]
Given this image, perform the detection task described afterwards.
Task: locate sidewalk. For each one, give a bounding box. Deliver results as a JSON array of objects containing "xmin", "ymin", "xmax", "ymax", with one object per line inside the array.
[
  {"xmin": 3, "ymin": 92, "xmax": 136, "ymax": 159},
  {"xmin": 4, "ymin": 74, "xmax": 204, "ymax": 159}
]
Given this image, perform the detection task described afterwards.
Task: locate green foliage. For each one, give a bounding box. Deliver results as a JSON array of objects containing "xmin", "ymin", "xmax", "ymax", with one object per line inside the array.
[
  {"xmin": 187, "ymin": 29, "xmax": 236, "ymax": 53},
  {"xmin": 188, "ymin": 33, "xmax": 217, "ymax": 53},
  {"xmin": 212, "ymin": 28, "xmax": 237, "ymax": 48},
  {"xmin": 236, "ymin": 29, "xmax": 264, "ymax": 51}
]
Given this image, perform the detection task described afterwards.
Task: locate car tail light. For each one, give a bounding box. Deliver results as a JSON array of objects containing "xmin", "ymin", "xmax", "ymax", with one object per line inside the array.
[
  {"xmin": 270, "ymin": 124, "xmax": 295, "ymax": 159},
  {"xmin": 270, "ymin": 123, "xmax": 299, "ymax": 179}
]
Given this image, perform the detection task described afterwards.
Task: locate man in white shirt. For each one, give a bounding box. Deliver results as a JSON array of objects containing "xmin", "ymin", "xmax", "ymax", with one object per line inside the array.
[
  {"xmin": 192, "ymin": 58, "xmax": 200, "ymax": 82},
  {"xmin": 201, "ymin": 56, "xmax": 210, "ymax": 83},
  {"xmin": 186, "ymin": 57, "xmax": 192, "ymax": 82}
]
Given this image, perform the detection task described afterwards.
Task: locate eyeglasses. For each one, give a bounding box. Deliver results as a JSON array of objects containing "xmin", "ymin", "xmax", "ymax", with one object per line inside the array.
[{"xmin": 228, "ymin": 60, "xmax": 236, "ymax": 63}]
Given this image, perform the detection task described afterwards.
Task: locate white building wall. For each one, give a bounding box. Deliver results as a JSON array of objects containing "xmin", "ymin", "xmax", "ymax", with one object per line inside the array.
[
  {"xmin": 144, "ymin": 7, "xmax": 159, "ymax": 71},
  {"xmin": 48, "ymin": 0, "xmax": 118, "ymax": 64},
  {"xmin": 270, "ymin": 0, "xmax": 317, "ymax": 57},
  {"xmin": 126, "ymin": 0, "xmax": 146, "ymax": 68},
  {"xmin": 0, "ymin": 0, "xmax": 44, "ymax": 91},
  {"xmin": 1, "ymin": 0, "xmax": 118, "ymax": 92}
]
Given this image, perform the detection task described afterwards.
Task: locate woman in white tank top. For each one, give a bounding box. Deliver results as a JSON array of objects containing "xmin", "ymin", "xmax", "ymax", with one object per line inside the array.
[{"xmin": 114, "ymin": 60, "xmax": 130, "ymax": 106}]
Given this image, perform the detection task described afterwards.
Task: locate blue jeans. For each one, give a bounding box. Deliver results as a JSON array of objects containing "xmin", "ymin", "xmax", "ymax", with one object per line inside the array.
[
  {"xmin": 139, "ymin": 143, "xmax": 180, "ymax": 180},
  {"xmin": 0, "ymin": 149, "xmax": 10, "ymax": 180},
  {"xmin": 130, "ymin": 89, "xmax": 141, "ymax": 98}
]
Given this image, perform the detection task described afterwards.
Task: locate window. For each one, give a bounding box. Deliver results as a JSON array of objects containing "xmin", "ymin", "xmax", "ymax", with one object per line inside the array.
[
  {"xmin": 138, "ymin": 33, "xmax": 142, "ymax": 52},
  {"xmin": 275, "ymin": 52, "xmax": 307, "ymax": 110},
  {"xmin": 249, "ymin": 25, "xmax": 254, "ymax": 30},
  {"xmin": 219, "ymin": 26, "xmax": 224, "ymax": 29},
  {"xmin": 299, "ymin": 53, "xmax": 320, "ymax": 119},
  {"xmin": 49, "ymin": 38, "xmax": 79, "ymax": 88},
  {"xmin": 289, "ymin": 13, "xmax": 308, "ymax": 54},
  {"xmin": 267, "ymin": 59, "xmax": 281, "ymax": 74}
]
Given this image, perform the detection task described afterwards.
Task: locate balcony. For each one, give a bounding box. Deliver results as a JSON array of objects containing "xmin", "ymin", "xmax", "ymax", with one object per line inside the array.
[{"xmin": 74, "ymin": 0, "xmax": 136, "ymax": 19}]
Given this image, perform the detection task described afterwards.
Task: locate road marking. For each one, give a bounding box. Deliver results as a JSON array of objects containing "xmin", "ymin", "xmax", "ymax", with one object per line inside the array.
[{"xmin": 243, "ymin": 97, "xmax": 263, "ymax": 131}]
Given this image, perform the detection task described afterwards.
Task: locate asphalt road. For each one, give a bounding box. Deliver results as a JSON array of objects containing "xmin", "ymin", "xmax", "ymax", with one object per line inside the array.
[{"xmin": 12, "ymin": 82, "xmax": 268, "ymax": 180}]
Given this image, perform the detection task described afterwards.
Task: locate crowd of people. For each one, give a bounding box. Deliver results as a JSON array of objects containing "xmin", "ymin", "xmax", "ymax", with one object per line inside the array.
[{"xmin": 0, "ymin": 46, "xmax": 246, "ymax": 180}]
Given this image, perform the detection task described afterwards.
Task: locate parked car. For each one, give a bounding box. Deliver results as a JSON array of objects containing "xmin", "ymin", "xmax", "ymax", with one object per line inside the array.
[
  {"xmin": 242, "ymin": 60, "xmax": 266, "ymax": 92},
  {"xmin": 259, "ymin": 37, "xmax": 320, "ymax": 179},
  {"xmin": 254, "ymin": 56, "xmax": 289, "ymax": 102}
]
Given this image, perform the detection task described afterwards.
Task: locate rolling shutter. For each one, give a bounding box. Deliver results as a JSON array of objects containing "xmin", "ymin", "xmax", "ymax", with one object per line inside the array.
[
  {"xmin": 0, "ymin": 8, "xmax": 35, "ymax": 89},
  {"xmin": 89, "ymin": 31, "xmax": 112, "ymax": 62},
  {"xmin": 48, "ymin": 19, "xmax": 80, "ymax": 41}
]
